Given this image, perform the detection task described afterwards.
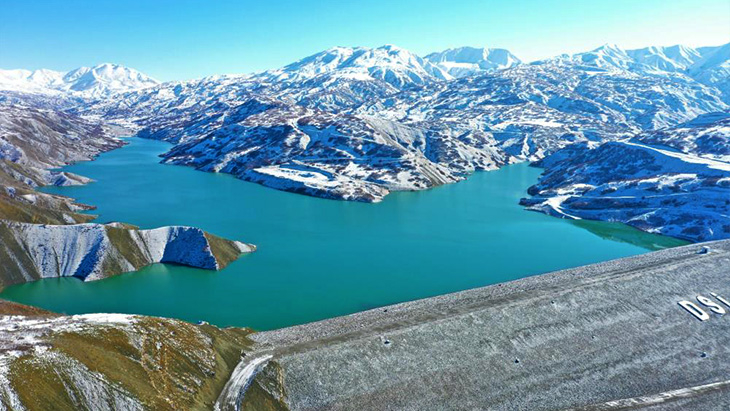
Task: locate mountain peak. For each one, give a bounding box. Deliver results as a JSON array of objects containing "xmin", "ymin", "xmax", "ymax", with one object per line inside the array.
[
  {"xmin": 0, "ymin": 63, "xmax": 158, "ymax": 98},
  {"xmin": 593, "ymin": 43, "xmax": 624, "ymax": 53},
  {"xmin": 425, "ymin": 46, "xmax": 521, "ymax": 78},
  {"xmin": 261, "ymin": 45, "xmax": 450, "ymax": 88}
]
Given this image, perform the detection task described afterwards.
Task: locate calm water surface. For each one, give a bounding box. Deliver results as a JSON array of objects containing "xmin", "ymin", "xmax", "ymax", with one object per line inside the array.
[{"xmin": 0, "ymin": 138, "xmax": 686, "ymax": 330}]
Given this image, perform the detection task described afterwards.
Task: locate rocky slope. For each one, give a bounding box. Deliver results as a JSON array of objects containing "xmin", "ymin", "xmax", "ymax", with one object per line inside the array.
[
  {"xmin": 0, "ymin": 103, "xmax": 126, "ymax": 226},
  {"xmin": 153, "ymin": 97, "xmax": 503, "ymax": 202},
  {"xmin": 0, "ymin": 102, "xmax": 256, "ymax": 288},
  {"xmin": 521, "ymin": 111, "xmax": 730, "ymax": 242},
  {"xmin": 0, "ymin": 221, "xmax": 254, "ymax": 289},
  {"xmin": 0, "ymin": 104, "xmax": 124, "ymax": 179},
  {"xmin": 0, "ymin": 300, "xmax": 254, "ymax": 411}
]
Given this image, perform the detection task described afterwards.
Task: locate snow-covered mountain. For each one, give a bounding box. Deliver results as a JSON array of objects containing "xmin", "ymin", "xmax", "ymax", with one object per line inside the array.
[
  {"xmin": 4, "ymin": 41, "xmax": 730, "ymax": 239},
  {"xmin": 562, "ymin": 43, "xmax": 708, "ymax": 74},
  {"xmin": 522, "ymin": 111, "xmax": 730, "ymax": 242},
  {"xmin": 258, "ymin": 45, "xmax": 450, "ymax": 88},
  {"xmin": 63, "ymin": 42, "xmax": 726, "ymax": 207},
  {"xmin": 690, "ymin": 43, "xmax": 730, "ymax": 101},
  {"xmin": 425, "ymin": 47, "xmax": 521, "ymax": 77},
  {"xmin": 626, "ymin": 45, "xmax": 702, "ymax": 72},
  {"xmin": 0, "ymin": 63, "xmax": 159, "ymax": 98},
  {"xmin": 546, "ymin": 43, "xmax": 730, "ymax": 100}
]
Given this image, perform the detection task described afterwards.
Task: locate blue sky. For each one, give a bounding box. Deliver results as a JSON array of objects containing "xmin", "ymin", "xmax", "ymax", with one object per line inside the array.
[{"xmin": 1, "ymin": 0, "xmax": 728, "ymax": 81}]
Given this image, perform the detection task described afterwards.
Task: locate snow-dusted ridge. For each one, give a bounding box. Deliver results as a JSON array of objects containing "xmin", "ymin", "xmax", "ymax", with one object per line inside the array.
[
  {"xmin": 521, "ymin": 111, "xmax": 730, "ymax": 242},
  {"xmin": 3, "ymin": 41, "xmax": 730, "ymax": 241},
  {"xmin": 0, "ymin": 63, "xmax": 159, "ymax": 98}
]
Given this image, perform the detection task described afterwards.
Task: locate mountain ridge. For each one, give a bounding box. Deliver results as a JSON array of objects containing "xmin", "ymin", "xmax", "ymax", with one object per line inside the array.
[
  {"xmin": 0, "ymin": 63, "xmax": 159, "ymax": 98},
  {"xmin": 3, "ymin": 41, "xmax": 730, "ymax": 239}
]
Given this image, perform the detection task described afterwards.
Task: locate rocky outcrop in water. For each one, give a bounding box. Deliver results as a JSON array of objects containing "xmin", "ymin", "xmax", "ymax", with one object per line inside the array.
[{"xmin": 0, "ymin": 222, "xmax": 255, "ymax": 289}]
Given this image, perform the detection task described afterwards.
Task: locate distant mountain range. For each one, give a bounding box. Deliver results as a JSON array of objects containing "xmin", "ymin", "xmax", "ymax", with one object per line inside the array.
[
  {"xmin": 2, "ymin": 43, "xmax": 727, "ymax": 98},
  {"xmin": 1, "ymin": 41, "xmax": 729, "ymax": 241},
  {"xmin": 0, "ymin": 63, "xmax": 159, "ymax": 98}
]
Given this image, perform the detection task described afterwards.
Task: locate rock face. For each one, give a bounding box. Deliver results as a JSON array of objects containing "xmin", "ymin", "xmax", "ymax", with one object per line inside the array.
[
  {"xmin": 0, "ymin": 221, "xmax": 255, "ymax": 288},
  {"xmin": 0, "ymin": 300, "xmax": 253, "ymax": 410},
  {"xmin": 521, "ymin": 112, "xmax": 730, "ymax": 242}
]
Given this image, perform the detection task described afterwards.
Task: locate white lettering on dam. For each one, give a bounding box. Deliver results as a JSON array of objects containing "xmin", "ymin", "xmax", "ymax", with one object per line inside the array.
[{"xmin": 678, "ymin": 292, "xmax": 730, "ymax": 321}]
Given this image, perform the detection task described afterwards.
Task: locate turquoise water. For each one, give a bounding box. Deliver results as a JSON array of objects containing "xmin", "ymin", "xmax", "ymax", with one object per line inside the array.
[{"xmin": 0, "ymin": 138, "xmax": 685, "ymax": 330}]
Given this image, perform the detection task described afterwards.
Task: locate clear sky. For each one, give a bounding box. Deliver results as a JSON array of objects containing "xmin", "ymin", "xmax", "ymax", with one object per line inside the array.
[{"xmin": 1, "ymin": 0, "xmax": 728, "ymax": 81}]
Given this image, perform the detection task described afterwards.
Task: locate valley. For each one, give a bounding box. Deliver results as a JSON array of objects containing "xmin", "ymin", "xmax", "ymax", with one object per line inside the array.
[
  {"xmin": 0, "ymin": 137, "xmax": 684, "ymax": 330},
  {"xmin": 0, "ymin": 38, "xmax": 729, "ymax": 410}
]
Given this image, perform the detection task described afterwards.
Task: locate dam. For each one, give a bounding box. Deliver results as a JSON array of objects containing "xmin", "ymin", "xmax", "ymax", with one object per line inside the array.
[{"xmin": 228, "ymin": 239, "xmax": 730, "ymax": 410}]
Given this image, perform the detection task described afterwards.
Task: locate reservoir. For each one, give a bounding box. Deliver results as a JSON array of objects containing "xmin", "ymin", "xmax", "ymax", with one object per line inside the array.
[{"xmin": 0, "ymin": 138, "xmax": 686, "ymax": 330}]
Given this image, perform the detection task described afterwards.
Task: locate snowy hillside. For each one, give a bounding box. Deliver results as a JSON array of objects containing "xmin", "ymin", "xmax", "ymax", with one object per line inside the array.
[
  {"xmin": 259, "ymin": 45, "xmax": 450, "ymax": 88},
  {"xmin": 690, "ymin": 43, "xmax": 730, "ymax": 100},
  {"xmin": 545, "ymin": 42, "xmax": 730, "ymax": 102},
  {"xmin": 0, "ymin": 63, "xmax": 159, "ymax": 98},
  {"xmin": 522, "ymin": 111, "xmax": 730, "ymax": 242},
  {"xmin": 4, "ymin": 41, "xmax": 730, "ymax": 239},
  {"xmin": 425, "ymin": 47, "xmax": 521, "ymax": 77}
]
